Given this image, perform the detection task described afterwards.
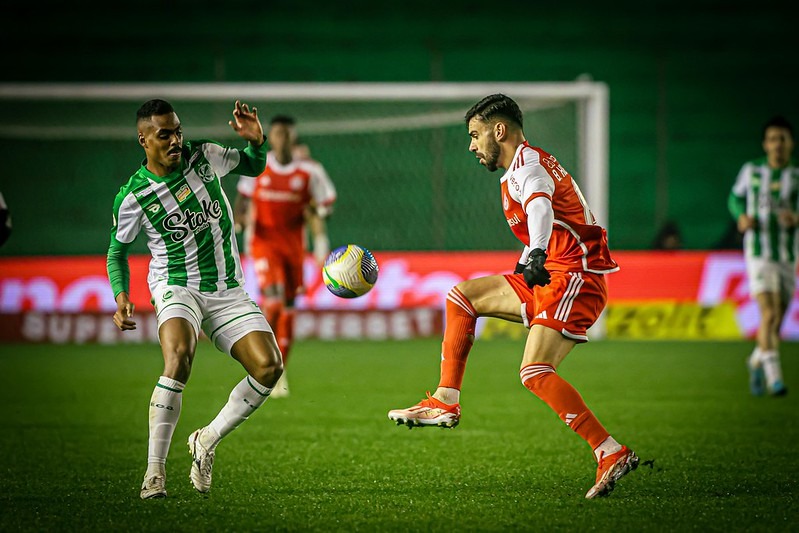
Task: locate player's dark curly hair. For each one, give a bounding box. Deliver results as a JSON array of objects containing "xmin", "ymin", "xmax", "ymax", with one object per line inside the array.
[
  {"xmin": 762, "ymin": 115, "xmax": 793, "ymax": 140},
  {"xmin": 270, "ymin": 114, "xmax": 296, "ymax": 126},
  {"xmin": 136, "ymin": 99, "xmax": 174, "ymax": 123},
  {"xmin": 465, "ymin": 94, "xmax": 523, "ymax": 128}
]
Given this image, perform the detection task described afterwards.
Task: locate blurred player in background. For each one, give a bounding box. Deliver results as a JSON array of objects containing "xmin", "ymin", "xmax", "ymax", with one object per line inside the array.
[
  {"xmin": 388, "ymin": 94, "xmax": 638, "ymax": 499},
  {"xmin": 0, "ymin": 191, "xmax": 11, "ymax": 247},
  {"xmin": 235, "ymin": 116, "xmax": 336, "ymax": 397},
  {"xmin": 728, "ymin": 115, "xmax": 797, "ymax": 397},
  {"xmin": 107, "ymin": 99, "xmax": 283, "ymax": 499}
]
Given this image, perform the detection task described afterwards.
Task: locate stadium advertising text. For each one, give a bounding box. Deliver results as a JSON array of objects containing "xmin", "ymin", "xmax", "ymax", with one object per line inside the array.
[{"xmin": 1, "ymin": 251, "xmax": 797, "ymax": 343}]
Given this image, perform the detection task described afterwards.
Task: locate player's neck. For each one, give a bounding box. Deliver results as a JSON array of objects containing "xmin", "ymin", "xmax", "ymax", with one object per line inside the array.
[
  {"xmin": 146, "ymin": 160, "xmax": 180, "ymax": 177},
  {"xmin": 768, "ymin": 155, "xmax": 789, "ymax": 169},
  {"xmin": 499, "ymin": 135, "xmax": 527, "ymax": 170},
  {"xmin": 274, "ymin": 151, "xmax": 293, "ymax": 166}
]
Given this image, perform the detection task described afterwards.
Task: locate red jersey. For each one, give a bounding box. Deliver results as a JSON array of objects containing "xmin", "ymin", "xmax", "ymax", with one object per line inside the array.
[
  {"xmin": 237, "ymin": 152, "xmax": 336, "ymax": 255},
  {"xmin": 501, "ymin": 142, "xmax": 618, "ymax": 274}
]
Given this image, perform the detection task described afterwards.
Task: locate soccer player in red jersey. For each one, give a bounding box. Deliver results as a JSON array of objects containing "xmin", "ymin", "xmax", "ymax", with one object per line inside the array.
[
  {"xmin": 388, "ymin": 94, "xmax": 638, "ymax": 499},
  {"xmin": 235, "ymin": 115, "xmax": 336, "ymax": 397}
]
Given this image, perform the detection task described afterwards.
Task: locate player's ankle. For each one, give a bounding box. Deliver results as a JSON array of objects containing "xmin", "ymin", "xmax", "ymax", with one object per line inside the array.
[{"xmin": 434, "ymin": 387, "xmax": 460, "ymax": 405}]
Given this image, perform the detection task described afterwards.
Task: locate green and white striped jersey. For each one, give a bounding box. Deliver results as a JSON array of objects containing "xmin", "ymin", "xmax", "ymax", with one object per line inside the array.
[
  {"xmin": 728, "ymin": 156, "xmax": 799, "ymax": 261},
  {"xmin": 107, "ymin": 139, "xmax": 266, "ymax": 296}
]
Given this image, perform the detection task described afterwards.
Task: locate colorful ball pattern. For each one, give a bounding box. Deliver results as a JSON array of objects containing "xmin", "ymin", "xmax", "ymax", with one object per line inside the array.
[{"xmin": 322, "ymin": 244, "xmax": 379, "ymax": 298}]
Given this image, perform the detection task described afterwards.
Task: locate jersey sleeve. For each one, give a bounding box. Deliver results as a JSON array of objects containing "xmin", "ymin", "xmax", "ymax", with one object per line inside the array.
[
  {"xmin": 508, "ymin": 159, "xmax": 556, "ymax": 210},
  {"xmin": 308, "ymin": 162, "xmax": 337, "ymax": 217},
  {"xmin": 199, "ymin": 138, "xmax": 267, "ymax": 179},
  {"xmin": 107, "ymin": 190, "xmax": 139, "ymax": 299},
  {"xmin": 111, "ymin": 190, "xmax": 143, "ymax": 244},
  {"xmin": 728, "ymin": 163, "xmax": 750, "ymax": 219}
]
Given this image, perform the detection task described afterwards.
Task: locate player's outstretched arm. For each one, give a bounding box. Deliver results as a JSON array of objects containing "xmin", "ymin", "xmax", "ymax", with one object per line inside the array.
[{"xmin": 229, "ymin": 100, "xmax": 265, "ymax": 146}]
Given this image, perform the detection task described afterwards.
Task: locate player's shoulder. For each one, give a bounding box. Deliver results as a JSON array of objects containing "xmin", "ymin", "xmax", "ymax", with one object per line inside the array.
[
  {"xmin": 741, "ymin": 156, "xmax": 766, "ymax": 169},
  {"xmin": 113, "ymin": 170, "xmax": 148, "ymax": 208},
  {"xmin": 297, "ymin": 158, "xmax": 330, "ymax": 177},
  {"xmin": 186, "ymin": 139, "xmax": 228, "ymax": 160},
  {"xmin": 513, "ymin": 142, "xmax": 550, "ymax": 170}
]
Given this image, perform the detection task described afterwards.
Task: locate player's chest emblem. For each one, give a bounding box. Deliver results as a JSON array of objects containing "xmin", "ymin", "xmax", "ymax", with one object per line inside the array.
[
  {"xmin": 259, "ymin": 176, "xmax": 271, "ymax": 187},
  {"xmin": 196, "ymin": 163, "xmax": 214, "ymax": 183},
  {"xmin": 289, "ymin": 175, "xmax": 305, "ymax": 191},
  {"xmin": 503, "ymin": 194, "xmax": 510, "ymax": 210}
]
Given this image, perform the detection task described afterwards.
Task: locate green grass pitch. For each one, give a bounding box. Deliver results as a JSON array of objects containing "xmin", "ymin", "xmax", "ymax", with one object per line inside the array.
[{"xmin": 1, "ymin": 338, "xmax": 797, "ymax": 531}]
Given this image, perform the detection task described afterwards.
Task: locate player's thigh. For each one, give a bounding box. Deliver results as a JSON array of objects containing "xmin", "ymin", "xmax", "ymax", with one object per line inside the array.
[
  {"xmin": 201, "ymin": 287, "xmax": 273, "ymax": 356},
  {"xmin": 458, "ymin": 274, "xmax": 524, "ymax": 321},
  {"xmin": 778, "ymin": 261, "xmax": 796, "ymax": 310},
  {"xmin": 521, "ymin": 271, "xmax": 606, "ymax": 367},
  {"xmin": 747, "ymin": 258, "xmax": 782, "ymax": 298},
  {"xmin": 283, "ymin": 255, "xmax": 305, "ymax": 305},
  {"xmin": 253, "ymin": 250, "xmax": 289, "ymax": 298},
  {"xmin": 521, "ymin": 324, "xmax": 576, "ymax": 368},
  {"xmin": 230, "ymin": 329, "xmax": 283, "ymax": 378},
  {"xmin": 152, "ymin": 285, "xmax": 202, "ymax": 356}
]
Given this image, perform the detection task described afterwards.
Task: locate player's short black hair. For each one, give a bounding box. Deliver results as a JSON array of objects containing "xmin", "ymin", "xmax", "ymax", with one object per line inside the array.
[
  {"xmin": 136, "ymin": 99, "xmax": 174, "ymax": 123},
  {"xmin": 762, "ymin": 115, "xmax": 793, "ymax": 139},
  {"xmin": 270, "ymin": 114, "xmax": 296, "ymax": 126},
  {"xmin": 465, "ymin": 94, "xmax": 523, "ymax": 129}
]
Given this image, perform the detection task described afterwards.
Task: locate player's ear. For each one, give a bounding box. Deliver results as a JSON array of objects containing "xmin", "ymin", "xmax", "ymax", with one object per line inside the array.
[
  {"xmin": 138, "ymin": 132, "xmax": 146, "ymax": 147},
  {"xmin": 494, "ymin": 121, "xmax": 507, "ymax": 142}
]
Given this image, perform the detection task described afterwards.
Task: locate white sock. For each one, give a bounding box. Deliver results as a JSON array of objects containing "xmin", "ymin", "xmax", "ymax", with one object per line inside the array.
[
  {"xmin": 748, "ymin": 347, "xmax": 761, "ymax": 367},
  {"xmin": 760, "ymin": 350, "xmax": 784, "ymax": 386},
  {"xmin": 147, "ymin": 376, "xmax": 184, "ymax": 466},
  {"xmin": 593, "ymin": 435, "xmax": 623, "ymax": 461},
  {"xmin": 203, "ymin": 376, "xmax": 271, "ymax": 450},
  {"xmin": 434, "ymin": 387, "xmax": 460, "ymax": 405}
]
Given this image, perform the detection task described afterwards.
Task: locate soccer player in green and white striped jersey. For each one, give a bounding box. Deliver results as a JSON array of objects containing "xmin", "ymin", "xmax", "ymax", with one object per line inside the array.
[
  {"xmin": 107, "ymin": 99, "xmax": 284, "ymax": 499},
  {"xmin": 728, "ymin": 115, "xmax": 797, "ymax": 398}
]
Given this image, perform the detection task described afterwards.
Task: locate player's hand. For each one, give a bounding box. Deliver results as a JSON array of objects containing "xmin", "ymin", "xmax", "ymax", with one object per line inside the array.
[
  {"xmin": 229, "ymin": 100, "xmax": 265, "ymax": 146},
  {"xmin": 778, "ymin": 209, "xmax": 796, "ymax": 229},
  {"xmin": 737, "ymin": 214, "xmax": 757, "ymax": 233},
  {"xmin": 514, "ymin": 262, "xmax": 526, "ymax": 274},
  {"xmin": 113, "ymin": 293, "xmax": 137, "ymax": 331},
  {"xmin": 523, "ymin": 248, "xmax": 551, "ymax": 288}
]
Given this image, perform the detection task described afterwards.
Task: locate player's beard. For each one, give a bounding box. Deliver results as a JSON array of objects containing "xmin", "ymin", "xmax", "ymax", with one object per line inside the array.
[{"xmin": 482, "ymin": 139, "xmax": 501, "ymax": 172}]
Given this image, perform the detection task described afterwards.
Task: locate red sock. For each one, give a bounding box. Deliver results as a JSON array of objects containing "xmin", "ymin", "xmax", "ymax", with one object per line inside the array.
[
  {"xmin": 520, "ymin": 363, "xmax": 609, "ymax": 450},
  {"xmin": 437, "ymin": 287, "xmax": 477, "ymax": 391},
  {"xmin": 277, "ymin": 308, "xmax": 295, "ymax": 365}
]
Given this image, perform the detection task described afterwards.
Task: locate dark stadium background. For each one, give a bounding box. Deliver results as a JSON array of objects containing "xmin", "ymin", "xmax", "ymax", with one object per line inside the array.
[{"xmin": 2, "ymin": 0, "xmax": 797, "ymax": 255}]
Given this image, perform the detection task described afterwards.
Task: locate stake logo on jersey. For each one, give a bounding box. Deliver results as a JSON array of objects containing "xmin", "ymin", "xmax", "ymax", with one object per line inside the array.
[{"xmin": 163, "ymin": 198, "xmax": 223, "ymax": 242}]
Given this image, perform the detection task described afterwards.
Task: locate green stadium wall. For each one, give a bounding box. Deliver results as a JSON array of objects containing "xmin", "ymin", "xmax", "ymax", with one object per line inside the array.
[{"xmin": 2, "ymin": 1, "xmax": 797, "ymax": 255}]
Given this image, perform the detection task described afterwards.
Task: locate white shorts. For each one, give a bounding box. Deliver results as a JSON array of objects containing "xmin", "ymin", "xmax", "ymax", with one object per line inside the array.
[
  {"xmin": 745, "ymin": 258, "xmax": 796, "ymax": 300},
  {"xmin": 151, "ymin": 284, "xmax": 271, "ymax": 356}
]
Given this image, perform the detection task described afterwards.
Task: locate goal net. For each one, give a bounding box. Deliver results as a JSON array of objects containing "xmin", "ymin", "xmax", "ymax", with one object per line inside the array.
[{"xmin": 0, "ymin": 82, "xmax": 609, "ymax": 255}]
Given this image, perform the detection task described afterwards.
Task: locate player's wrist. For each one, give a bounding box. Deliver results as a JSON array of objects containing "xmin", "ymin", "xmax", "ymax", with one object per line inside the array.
[{"xmin": 249, "ymin": 135, "xmax": 266, "ymax": 147}]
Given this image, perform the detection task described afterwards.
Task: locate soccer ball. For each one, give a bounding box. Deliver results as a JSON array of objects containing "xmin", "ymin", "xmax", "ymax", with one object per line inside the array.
[{"xmin": 322, "ymin": 244, "xmax": 379, "ymax": 298}]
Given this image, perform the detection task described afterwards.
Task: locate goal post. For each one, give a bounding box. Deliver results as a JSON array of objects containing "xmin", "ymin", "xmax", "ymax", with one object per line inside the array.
[{"xmin": 0, "ymin": 81, "xmax": 609, "ymax": 228}]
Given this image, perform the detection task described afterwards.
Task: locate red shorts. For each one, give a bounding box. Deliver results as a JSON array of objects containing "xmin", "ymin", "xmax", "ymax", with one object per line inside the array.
[
  {"xmin": 250, "ymin": 239, "xmax": 304, "ymax": 301},
  {"xmin": 504, "ymin": 271, "xmax": 607, "ymax": 342}
]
